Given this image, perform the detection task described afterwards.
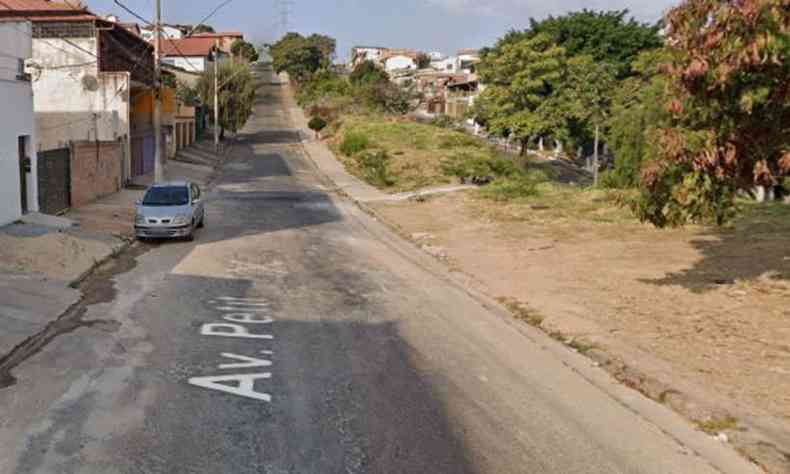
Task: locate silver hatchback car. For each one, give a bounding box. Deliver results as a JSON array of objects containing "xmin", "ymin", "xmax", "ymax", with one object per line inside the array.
[{"xmin": 134, "ymin": 181, "xmax": 205, "ymax": 240}]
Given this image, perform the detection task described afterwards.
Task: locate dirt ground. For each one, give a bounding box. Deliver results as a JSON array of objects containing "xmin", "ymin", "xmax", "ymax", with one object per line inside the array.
[{"xmin": 371, "ymin": 189, "xmax": 790, "ymax": 470}]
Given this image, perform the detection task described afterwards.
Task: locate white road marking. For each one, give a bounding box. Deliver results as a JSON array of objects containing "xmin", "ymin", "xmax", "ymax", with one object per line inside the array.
[
  {"xmin": 214, "ymin": 296, "xmax": 270, "ymax": 302},
  {"xmin": 214, "ymin": 306, "xmax": 271, "ymax": 312},
  {"xmin": 201, "ymin": 323, "xmax": 273, "ymax": 339},
  {"xmin": 223, "ymin": 313, "xmax": 274, "ymax": 324},
  {"xmin": 218, "ymin": 352, "xmax": 273, "ymax": 369},
  {"xmin": 211, "ymin": 302, "xmax": 271, "ymax": 308},
  {"xmin": 188, "ymin": 373, "xmax": 272, "ymax": 402}
]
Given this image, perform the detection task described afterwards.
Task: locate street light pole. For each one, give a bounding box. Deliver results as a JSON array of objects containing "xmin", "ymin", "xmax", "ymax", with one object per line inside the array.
[
  {"xmin": 153, "ymin": 0, "xmax": 163, "ymax": 182},
  {"xmin": 214, "ymin": 38, "xmax": 219, "ymax": 153}
]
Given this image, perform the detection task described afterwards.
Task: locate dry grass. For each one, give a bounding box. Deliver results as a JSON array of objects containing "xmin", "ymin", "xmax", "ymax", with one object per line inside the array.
[
  {"xmin": 328, "ymin": 113, "xmax": 494, "ymax": 193},
  {"xmin": 496, "ymin": 296, "xmax": 545, "ymax": 326},
  {"xmin": 698, "ymin": 416, "xmax": 739, "ymax": 434}
]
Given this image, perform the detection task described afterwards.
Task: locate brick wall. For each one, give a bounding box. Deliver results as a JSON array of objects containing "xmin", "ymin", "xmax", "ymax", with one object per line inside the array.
[
  {"xmin": 70, "ymin": 140, "xmax": 122, "ymax": 208},
  {"xmin": 33, "ymin": 21, "xmax": 94, "ymax": 39}
]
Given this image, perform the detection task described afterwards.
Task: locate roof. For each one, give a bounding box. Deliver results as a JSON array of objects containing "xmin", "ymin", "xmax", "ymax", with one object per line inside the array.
[
  {"xmin": 152, "ymin": 180, "xmax": 189, "ymax": 187},
  {"xmin": 160, "ymin": 36, "xmax": 216, "ymax": 57},
  {"xmin": 0, "ymin": 0, "xmax": 96, "ymax": 22},
  {"xmin": 0, "ymin": 0, "xmax": 86, "ymax": 12},
  {"xmin": 457, "ymin": 48, "xmax": 479, "ymax": 56},
  {"xmin": 192, "ymin": 31, "xmax": 243, "ymax": 38}
]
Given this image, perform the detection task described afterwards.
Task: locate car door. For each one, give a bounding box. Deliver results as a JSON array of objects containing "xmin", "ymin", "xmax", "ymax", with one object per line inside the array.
[{"xmin": 190, "ymin": 183, "xmax": 204, "ymax": 222}]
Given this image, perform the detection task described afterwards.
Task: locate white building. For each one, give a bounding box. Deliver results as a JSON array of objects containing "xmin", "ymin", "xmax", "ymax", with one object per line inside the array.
[
  {"xmin": 0, "ymin": 20, "xmax": 39, "ymax": 225},
  {"xmin": 350, "ymin": 46, "xmax": 387, "ymax": 67},
  {"xmin": 160, "ymin": 36, "xmax": 226, "ymax": 73}
]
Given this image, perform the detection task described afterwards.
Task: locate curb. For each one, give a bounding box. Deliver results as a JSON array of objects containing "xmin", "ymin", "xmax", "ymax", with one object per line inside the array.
[{"xmin": 67, "ymin": 236, "xmax": 136, "ymax": 289}]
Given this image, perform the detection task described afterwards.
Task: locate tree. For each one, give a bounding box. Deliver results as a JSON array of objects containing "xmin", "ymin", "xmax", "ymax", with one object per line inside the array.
[
  {"xmin": 231, "ymin": 40, "xmax": 259, "ymax": 63},
  {"xmin": 473, "ymin": 34, "xmax": 566, "ymax": 157},
  {"xmin": 306, "ymin": 33, "xmax": 336, "ymax": 66},
  {"xmin": 308, "ymin": 116, "xmax": 327, "ymax": 138},
  {"xmin": 269, "ymin": 33, "xmax": 323, "ymax": 82},
  {"xmin": 489, "ymin": 10, "xmax": 662, "ymax": 78},
  {"xmin": 553, "ymin": 55, "xmax": 618, "ymax": 183},
  {"xmin": 192, "ymin": 24, "xmax": 214, "ymax": 34},
  {"xmin": 416, "ymin": 53, "xmax": 431, "ymax": 69},
  {"xmin": 638, "ymin": 0, "xmax": 790, "ymax": 227},
  {"xmin": 196, "ymin": 62, "xmax": 256, "ymax": 139},
  {"xmin": 605, "ymin": 49, "xmax": 671, "ymax": 187},
  {"xmin": 349, "ymin": 60, "xmax": 389, "ymax": 85}
]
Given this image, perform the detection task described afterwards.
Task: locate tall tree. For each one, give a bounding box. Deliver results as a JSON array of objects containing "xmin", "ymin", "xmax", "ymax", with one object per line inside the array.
[
  {"xmin": 270, "ymin": 33, "xmax": 323, "ymax": 82},
  {"xmin": 196, "ymin": 62, "xmax": 256, "ymax": 139},
  {"xmin": 231, "ymin": 39, "xmax": 259, "ymax": 63},
  {"xmin": 473, "ymin": 34, "xmax": 566, "ymax": 157},
  {"xmin": 488, "ymin": 10, "xmax": 662, "ymax": 78},
  {"xmin": 306, "ymin": 33, "xmax": 336, "ymax": 66},
  {"xmin": 638, "ymin": 0, "xmax": 790, "ymax": 226}
]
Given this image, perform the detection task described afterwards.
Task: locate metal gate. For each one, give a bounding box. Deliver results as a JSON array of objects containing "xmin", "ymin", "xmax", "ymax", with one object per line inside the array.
[
  {"xmin": 131, "ymin": 133, "xmax": 162, "ymax": 177},
  {"xmin": 37, "ymin": 147, "xmax": 71, "ymax": 215}
]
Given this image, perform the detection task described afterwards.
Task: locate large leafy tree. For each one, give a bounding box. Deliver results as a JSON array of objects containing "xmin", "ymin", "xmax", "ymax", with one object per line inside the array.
[
  {"xmin": 485, "ymin": 10, "xmax": 662, "ymax": 78},
  {"xmin": 197, "ymin": 62, "xmax": 256, "ymax": 139},
  {"xmin": 349, "ymin": 60, "xmax": 389, "ymax": 85},
  {"xmin": 269, "ymin": 33, "xmax": 336, "ymax": 82},
  {"xmin": 605, "ymin": 50, "xmax": 672, "ymax": 188},
  {"xmin": 473, "ymin": 34, "xmax": 566, "ymax": 156},
  {"xmin": 638, "ymin": 0, "xmax": 790, "ymax": 227},
  {"xmin": 231, "ymin": 40, "xmax": 259, "ymax": 63}
]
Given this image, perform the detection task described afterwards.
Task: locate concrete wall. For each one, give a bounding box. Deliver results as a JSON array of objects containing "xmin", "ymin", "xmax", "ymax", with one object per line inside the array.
[
  {"xmin": 69, "ymin": 140, "xmax": 122, "ymax": 207},
  {"xmin": 31, "ymin": 38, "xmax": 131, "ymax": 150},
  {"xmin": 0, "ymin": 22, "xmax": 39, "ymax": 225},
  {"xmin": 385, "ymin": 55, "xmax": 416, "ymax": 72},
  {"xmin": 162, "ymin": 56, "xmax": 206, "ymax": 73}
]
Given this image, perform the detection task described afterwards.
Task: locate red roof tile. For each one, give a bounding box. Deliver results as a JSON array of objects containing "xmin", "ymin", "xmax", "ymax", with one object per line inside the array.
[
  {"xmin": 160, "ymin": 36, "xmax": 216, "ymax": 57},
  {"xmin": 0, "ymin": 0, "xmax": 88, "ymax": 13}
]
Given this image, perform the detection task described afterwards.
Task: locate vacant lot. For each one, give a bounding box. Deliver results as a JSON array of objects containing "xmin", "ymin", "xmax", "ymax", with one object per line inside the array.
[{"xmin": 371, "ymin": 185, "xmax": 790, "ymax": 469}]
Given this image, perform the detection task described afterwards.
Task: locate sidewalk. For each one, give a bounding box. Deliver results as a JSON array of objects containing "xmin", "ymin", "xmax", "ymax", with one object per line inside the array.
[{"xmin": 0, "ymin": 140, "xmax": 225, "ymax": 360}]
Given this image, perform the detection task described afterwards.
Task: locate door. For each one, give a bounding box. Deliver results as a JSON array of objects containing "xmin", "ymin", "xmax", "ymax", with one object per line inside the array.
[
  {"xmin": 37, "ymin": 147, "xmax": 71, "ymax": 215},
  {"xmin": 18, "ymin": 136, "xmax": 28, "ymax": 214}
]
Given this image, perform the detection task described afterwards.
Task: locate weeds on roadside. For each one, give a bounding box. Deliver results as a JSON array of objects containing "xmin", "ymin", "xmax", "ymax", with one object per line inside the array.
[
  {"xmin": 340, "ymin": 130, "xmax": 370, "ymax": 156},
  {"xmin": 358, "ymin": 151, "xmax": 396, "ymax": 187}
]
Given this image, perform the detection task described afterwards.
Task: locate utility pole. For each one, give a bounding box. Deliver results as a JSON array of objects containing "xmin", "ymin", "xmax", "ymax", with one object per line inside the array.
[
  {"xmin": 153, "ymin": 0, "xmax": 163, "ymax": 182},
  {"xmin": 213, "ymin": 38, "xmax": 219, "ymax": 153}
]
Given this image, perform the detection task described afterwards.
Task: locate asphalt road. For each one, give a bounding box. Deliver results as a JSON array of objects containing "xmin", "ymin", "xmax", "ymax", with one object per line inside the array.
[{"xmin": 0, "ymin": 66, "xmax": 761, "ymax": 474}]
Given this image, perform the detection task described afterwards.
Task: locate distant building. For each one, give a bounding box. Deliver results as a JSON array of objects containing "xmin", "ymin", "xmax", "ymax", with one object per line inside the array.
[
  {"xmin": 160, "ymin": 36, "xmax": 228, "ymax": 73},
  {"xmin": 192, "ymin": 31, "xmax": 244, "ymax": 56},
  {"xmin": 350, "ymin": 46, "xmax": 388, "ymax": 68},
  {"xmin": 381, "ymin": 49, "xmax": 420, "ymax": 72}
]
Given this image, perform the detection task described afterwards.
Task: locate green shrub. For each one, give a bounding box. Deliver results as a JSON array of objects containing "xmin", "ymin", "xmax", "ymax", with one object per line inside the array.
[
  {"xmin": 340, "ymin": 130, "xmax": 370, "ymax": 156},
  {"xmin": 479, "ymin": 172, "xmax": 548, "ymax": 201},
  {"xmin": 438, "ymin": 133, "xmax": 483, "ymax": 149},
  {"xmin": 357, "ymin": 150, "xmax": 395, "ymax": 187},
  {"xmin": 440, "ymin": 152, "xmax": 518, "ymax": 184},
  {"xmin": 430, "ymin": 115, "xmax": 456, "ymax": 129},
  {"xmin": 308, "ymin": 116, "xmax": 327, "ymax": 134}
]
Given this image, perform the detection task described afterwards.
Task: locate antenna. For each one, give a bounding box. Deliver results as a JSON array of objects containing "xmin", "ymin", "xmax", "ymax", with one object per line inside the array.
[{"xmin": 275, "ymin": 0, "xmax": 294, "ymax": 35}]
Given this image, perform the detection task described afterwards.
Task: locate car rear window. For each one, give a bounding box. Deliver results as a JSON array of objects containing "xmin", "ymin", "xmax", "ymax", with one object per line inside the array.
[{"xmin": 142, "ymin": 186, "xmax": 189, "ymax": 206}]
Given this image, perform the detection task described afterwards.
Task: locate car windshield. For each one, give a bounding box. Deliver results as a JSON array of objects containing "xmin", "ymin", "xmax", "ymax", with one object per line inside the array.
[{"xmin": 142, "ymin": 186, "xmax": 189, "ymax": 206}]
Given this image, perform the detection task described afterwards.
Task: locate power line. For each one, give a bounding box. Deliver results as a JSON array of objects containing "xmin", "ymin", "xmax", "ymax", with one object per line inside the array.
[
  {"xmin": 185, "ymin": 0, "xmax": 234, "ymax": 37},
  {"xmin": 275, "ymin": 0, "xmax": 294, "ymax": 36},
  {"xmin": 113, "ymin": 0, "xmax": 151, "ymax": 26}
]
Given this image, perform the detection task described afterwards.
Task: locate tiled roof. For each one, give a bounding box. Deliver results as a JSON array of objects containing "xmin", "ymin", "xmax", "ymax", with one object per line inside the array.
[
  {"xmin": 0, "ymin": 0, "xmax": 88, "ymax": 13},
  {"xmin": 160, "ymin": 36, "xmax": 216, "ymax": 57}
]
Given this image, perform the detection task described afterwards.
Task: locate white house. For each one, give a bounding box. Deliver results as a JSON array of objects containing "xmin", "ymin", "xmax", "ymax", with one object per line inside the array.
[
  {"xmin": 160, "ymin": 36, "xmax": 227, "ymax": 73},
  {"xmin": 0, "ymin": 20, "xmax": 39, "ymax": 225},
  {"xmin": 382, "ymin": 49, "xmax": 419, "ymax": 72},
  {"xmin": 350, "ymin": 46, "xmax": 387, "ymax": 67}
]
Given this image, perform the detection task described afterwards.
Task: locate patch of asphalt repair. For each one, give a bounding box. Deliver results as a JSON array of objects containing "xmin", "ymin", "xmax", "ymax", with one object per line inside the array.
[{"xmin": 0, "ymin": 243, "xmax": 153, "ymax": 389}]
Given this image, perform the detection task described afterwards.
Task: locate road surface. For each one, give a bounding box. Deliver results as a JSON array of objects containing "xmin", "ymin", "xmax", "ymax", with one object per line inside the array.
[{"xmin": 0, "ymin": 66, "xmax": 760, "ymax": 474}]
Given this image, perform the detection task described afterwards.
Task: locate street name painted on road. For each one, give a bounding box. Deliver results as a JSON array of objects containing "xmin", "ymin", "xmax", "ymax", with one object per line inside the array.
[{"xmin": 188, "ymin": 296, "xmax": 275, "ymax": 402}]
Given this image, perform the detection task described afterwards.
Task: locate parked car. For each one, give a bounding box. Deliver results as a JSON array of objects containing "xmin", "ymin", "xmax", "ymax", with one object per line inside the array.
[{"xmin": 134, "ymin": 181, "xmax": 205, "ymax": 241}]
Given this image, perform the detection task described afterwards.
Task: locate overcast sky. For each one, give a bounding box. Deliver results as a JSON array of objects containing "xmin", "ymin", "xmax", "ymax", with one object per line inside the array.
[{"xmin": 86, "ymin": 0, "xmax": 679, "ymax": 60}]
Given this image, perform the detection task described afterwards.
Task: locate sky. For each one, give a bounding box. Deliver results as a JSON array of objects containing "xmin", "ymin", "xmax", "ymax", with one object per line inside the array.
[{"xmin": 85, "ymin": 0, "xmax": 680, "ymax": 60}]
